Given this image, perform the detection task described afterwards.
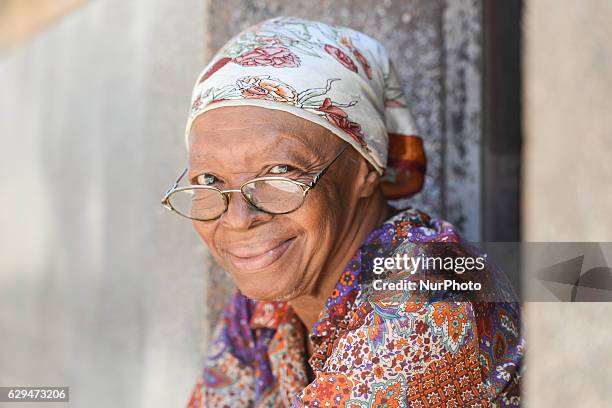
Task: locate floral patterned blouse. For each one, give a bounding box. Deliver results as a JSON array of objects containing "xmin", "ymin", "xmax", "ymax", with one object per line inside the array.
[{"xmin": 187, "ymin": 208, "xmax": 524, "ymax": 407}]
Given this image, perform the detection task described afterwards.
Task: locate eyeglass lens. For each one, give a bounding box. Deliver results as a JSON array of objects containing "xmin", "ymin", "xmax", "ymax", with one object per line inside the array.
[{"xmin": 168, "ymin": 178, "xmax": 305, "ymax": 220}]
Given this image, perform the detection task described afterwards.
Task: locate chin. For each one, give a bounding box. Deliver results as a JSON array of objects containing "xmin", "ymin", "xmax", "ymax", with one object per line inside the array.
[{"xmin": 230, "ymin": 266, "xmax": 306, "ymax": 301}]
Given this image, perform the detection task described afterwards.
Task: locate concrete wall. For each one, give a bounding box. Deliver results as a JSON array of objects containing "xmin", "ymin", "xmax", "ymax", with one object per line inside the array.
[
  {"xmin": 0, "ymin": 1, "xmax": 209, "ymax": 407},
  {"xmin": 523, "ymin": 0, "xmax": 612, "ymax": 406}
]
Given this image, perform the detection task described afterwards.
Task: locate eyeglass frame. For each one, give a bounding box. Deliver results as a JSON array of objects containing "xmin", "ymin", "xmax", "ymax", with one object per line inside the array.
[{"xmin": 161, "ymin": 144, "xmax": 348, "ymax": 221}]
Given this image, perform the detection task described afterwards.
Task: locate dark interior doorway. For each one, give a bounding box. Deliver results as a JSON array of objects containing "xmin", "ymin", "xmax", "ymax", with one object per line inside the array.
[{"xmin": 482, "ymin": 0, "xmax": 523, "ymax": 242}]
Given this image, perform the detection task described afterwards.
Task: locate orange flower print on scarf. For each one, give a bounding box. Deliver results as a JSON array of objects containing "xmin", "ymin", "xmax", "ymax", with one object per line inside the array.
[{"xmin": 238, "ymin": 76, "xmax": 298, "ymax": 103}]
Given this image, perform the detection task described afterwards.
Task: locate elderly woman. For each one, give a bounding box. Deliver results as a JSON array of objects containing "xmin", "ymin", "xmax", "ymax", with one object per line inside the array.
[{"xmin": 162, "ymin": 17, "xmax": 523, "ymax": 407}]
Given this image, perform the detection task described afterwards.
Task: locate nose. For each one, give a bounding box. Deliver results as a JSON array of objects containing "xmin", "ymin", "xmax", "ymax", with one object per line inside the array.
[{"xmin": 219, "ymin": 190, "xmax": 272, "ymax": 229}]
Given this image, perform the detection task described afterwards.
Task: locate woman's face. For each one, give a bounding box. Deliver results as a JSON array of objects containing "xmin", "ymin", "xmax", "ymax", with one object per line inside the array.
[{"xmin": 188, "ymin": 105, "xmax": 366, "ymax": 300}]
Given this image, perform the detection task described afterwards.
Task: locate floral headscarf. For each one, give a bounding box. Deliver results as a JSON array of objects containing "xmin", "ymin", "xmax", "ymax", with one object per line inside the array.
[{"xmin": 186, "ymin": 16, "xmax": 426, "ymax": 202}]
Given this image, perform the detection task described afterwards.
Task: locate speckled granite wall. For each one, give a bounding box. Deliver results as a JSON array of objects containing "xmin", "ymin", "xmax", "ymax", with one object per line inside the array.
[{"xmin": 203, "ymin": 0, "xmax": 483, "ymax": 331}]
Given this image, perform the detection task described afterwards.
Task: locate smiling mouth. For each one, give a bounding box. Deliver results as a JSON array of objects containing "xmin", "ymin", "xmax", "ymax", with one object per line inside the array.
[{"xmin": 225, "ymin": 237, "xmax": 296, "ymax": 272}]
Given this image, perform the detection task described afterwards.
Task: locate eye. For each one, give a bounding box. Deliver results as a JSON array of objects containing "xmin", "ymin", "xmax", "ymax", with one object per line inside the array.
[
  {"xmin": 195, "ymin": 173, "xmax": 218, "ymax": 185},
  {"xmin": 269, "ymin": 164, "xmax": 292, "ymax": 174},
  {"xmin": 270, "ymin": 164, "xmax": 289, "ymax": 174}
]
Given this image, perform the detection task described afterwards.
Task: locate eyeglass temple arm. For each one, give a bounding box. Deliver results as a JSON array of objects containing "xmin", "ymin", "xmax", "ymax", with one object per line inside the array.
[
  {"xmin": 307, "ymin": 145, "xmax": 348, "ymax": 188},
  {"xmin": 163, "ymin": 168, "xmax": 188, "ymax": 203},
  {"xmin": 168, "ymin": 168, "xmax": 188, "ymax": 191},
  {"xmin": 174, "ymin": 168, "xmax": 188, "ymax": 185}
]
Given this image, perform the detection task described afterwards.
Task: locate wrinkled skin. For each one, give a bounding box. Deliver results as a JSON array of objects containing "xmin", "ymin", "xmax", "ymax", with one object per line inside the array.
[{"xmin": 188, "ymin": 105, "xmax": 389, "ymax": 331}]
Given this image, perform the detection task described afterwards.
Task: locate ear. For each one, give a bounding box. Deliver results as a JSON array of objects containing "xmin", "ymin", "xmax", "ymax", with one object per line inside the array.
[{"xmin": 356, "ymin": 161, "xmax": 381, "ymax": 198}]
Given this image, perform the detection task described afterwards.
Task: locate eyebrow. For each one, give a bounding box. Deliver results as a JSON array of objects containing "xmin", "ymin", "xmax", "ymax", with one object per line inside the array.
[
  {"xmin": 277, "ymin": 131, "xmax": 326, "ymax": 158},
  {"xmin": 188, "ymin": 140, "xmax": 323, "ymax": 184}
]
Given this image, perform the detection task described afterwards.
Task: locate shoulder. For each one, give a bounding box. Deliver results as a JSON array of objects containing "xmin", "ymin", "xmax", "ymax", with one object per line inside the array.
[
  {"xmin": 341, "ymin": 290, "xmax": 480, "ymax": 362},
  {"xmin": 384, "ymin": 207, "xmax": 463, "ymax": 243}
]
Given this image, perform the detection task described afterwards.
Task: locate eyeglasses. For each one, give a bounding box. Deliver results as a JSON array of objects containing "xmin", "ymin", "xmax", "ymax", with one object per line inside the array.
[{"xmin": 161, "ymin": 145, "xmax": 347, "ymax": 221}]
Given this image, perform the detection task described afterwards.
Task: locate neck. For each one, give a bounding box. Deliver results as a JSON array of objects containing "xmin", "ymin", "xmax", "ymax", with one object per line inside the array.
[{"xmin": 289, "ymin": 191, "xmax": 390, "ymax": 334}]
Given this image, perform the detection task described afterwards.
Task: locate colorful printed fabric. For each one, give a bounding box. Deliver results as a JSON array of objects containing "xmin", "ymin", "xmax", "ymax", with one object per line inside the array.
[
  {"xmin": 186, "ymin": 16, "xmax": 426, "ymax": 201},
  {"xmin": 186, "ymin": 208, "xmax": 524, "ymax": 407}
]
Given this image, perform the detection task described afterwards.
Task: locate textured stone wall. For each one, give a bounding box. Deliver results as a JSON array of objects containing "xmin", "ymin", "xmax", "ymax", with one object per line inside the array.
[{"xmin": 204, "ymin": 0, "xmax": 484, "ymax": 325}]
